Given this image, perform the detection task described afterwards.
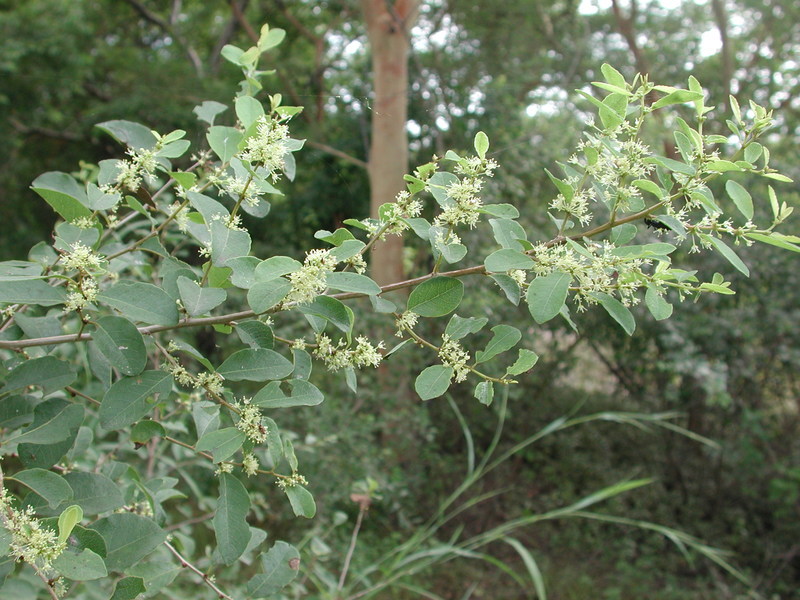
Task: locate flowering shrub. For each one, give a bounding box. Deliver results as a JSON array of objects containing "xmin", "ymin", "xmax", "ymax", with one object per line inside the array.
[{"xmin": 0, "ymin": 26, "xmax": 795, "ymax": 598}]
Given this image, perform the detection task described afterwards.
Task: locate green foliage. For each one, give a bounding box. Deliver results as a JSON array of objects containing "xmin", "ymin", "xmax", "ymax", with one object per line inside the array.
[{"xmin": 0, "ymin": 12, "xmax": 796, "ymax": 598}]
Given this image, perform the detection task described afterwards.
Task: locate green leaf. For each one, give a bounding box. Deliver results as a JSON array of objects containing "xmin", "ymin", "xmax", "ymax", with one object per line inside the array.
[
  {"xmin": 207, "ymin": 126, "xmax": 243, "ymax": 164},
  {"xmin": 57, "ymin": 505, "xmax": 83, "ymax": 544},
  {"xmin": 474, "ymin": 131, "xmax": 489, "ymax": 159},
  {"xmin": 503, "ymin": 537, "xmax": 547, "ymax": 600},
  {"xmin": 253, "ymin": 380, "xmax": 324, "ymax": 408},
  {"xmin": 259, "ymin": 26, "xmax": 287, "ymax": 51},
  {"xmin": 651, "ymin": 89, "xmax": 705, "ymax": 109},
  {"xmin": 177, "ymin": 277, "xmax": 227, "ymax": 316},
  {"xmin": 489, "ymin": 218, "xmax": 528, "ymax": 251},
  {"xmin": 484, "ymin": 249, "xmax": 534, "ymax": 272},
  {"xmin": 217, "ymin": 349, "xmax": 293, "ymax": 381},
  {"xmin": 30, "ymin": 172, "xmax": 92, "ymax": 221},
  {"xmin": 61, "ymin": 472, "xmax": 124, "ymax": 516},
  {"xmin": 246, "ymin": 541, "xmax": 301, "ymax": 598},
  {"xmin": 592, "ymin": 292, "xmax": 636, "ymax": 335},
  {"xmin": 408, "ymin": 277, "xmax": 464, "ymax": 317},
  {"xmin": 110, "ymin": 576, "xmax": 146, "ymax": 600},
  {"xmin": 196, "ymin": 428, "xmax": 246, "ymax": 463},
  {"xmin": 235, "ymin": 321, "xmax": 275, "ymax": 349},
  {"xmin": 526, "ymin": 271, "xmax": 571, "ymax": 324},
  {"xmin": 506, "ymin": 349, "xmax": 539, "ymax": 376},
  {"xmin": 53, "ymin": 548, "xmax": 107, "ymax": 581},
  {"xmin": 13, "ymin": 469, "xmax": 72, "ymax": 509},
  {"xmin": 1, "ymin": 356, "xmax": 76, "ymax": 396},
  {"xmin": 98, "ymin": 281, "xmax": 179, "ymax": 326},
  {"xmin": 0, "ymin": 278, "xmax": 67, "ymax": 306},
  {"xmin": 284, "ymin": 485, "xmax": 316, "ymax": 518},
  {"xmin": 705, "ymin": 160, "xmax": 743, "ymax": 173},
  {"xmin": 445, "ymin": 314, "xmax": 489, "ymax": 340},
  {"xmin": 10, "ymin": 400, "xmax": 83, "ymax": 445},
  {"xmin": 415, "ymin": 365, "xmax": 454, "ymax": 401},
  {"xmin": 490, "ymin": 273, "xmax": 521, "ymax": 306},
  {"xmin": 100, "ymin": 371, "xmax": 173, "ymax": 430},
  {"xmin": 725, "ymin": 180, "xmax": 754, "ymax": 220},
  {"xmin": 474, "ymin": 381, "xmax": 494, "ymax": 406},
  {"xmin": 601, "ymin": 63, "xmax": 627, "ymax": 88},
  {"xmin": 632, "ymin": 179, "xmax": 663, "ymax": 198},
  {"xmin": 298, "ymin": 295, "xmax": 354, "ymax": 334},
  {"xmin": 325, "ymin": 272, "xmax": 381, "ymax": 296},
  {"xmin": 210, "ymin": 220, "xmax": 251, "ymax": 266},
  {"xmin": 130, "ymin": 421, "xmax": 166, "ymax": 445},
  {"xmin": 475, "ymin": 325, "xmax": 522, "ymax": 364},
  {"xmin": 96, "ymin": 120, "xmax": 156, "ymax": 150},
  {"xmin": 247, "ymin": 278, "xmax": 292, "ymax": 314},
  {"xmin": 214, "ymin": 473, "xmax": 252, "ymax": 565},
  {"xmin": 545, "ymin": 169, "xmax": 574, "ymax": 201},
  {"xmin": 91, "ymin": 513, "xmax": 166, "ymax": 572},
  {"xmin": 645, "ymin": 286, "xmax": 673, "ymax": 320},
  {"xmin": 92, "ymin": 316, "xmax": 147, "ymax": 377},
  {"xmin": 745, "ymin": 232, "xmax": 800, "ymax": 253},
  {"xmin": 254, "ymin": 256, "xmax": 302, "ymax": 281},
  {"xmin": 235, "ymin": 95, "xmax": 264, "ymax": 129},
  {"xmin": 706, "ymin": 236, "xmax": 750, "ymax": 276},
  {"xmin": 478, "ymin": 203, "xmax": 520, "ymax": 219}
]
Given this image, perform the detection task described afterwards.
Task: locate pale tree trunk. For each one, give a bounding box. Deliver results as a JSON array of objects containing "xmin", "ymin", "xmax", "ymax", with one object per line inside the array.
[{"xmin": 360, "ymin": 0, "xmax": 419, "ymax": 287}]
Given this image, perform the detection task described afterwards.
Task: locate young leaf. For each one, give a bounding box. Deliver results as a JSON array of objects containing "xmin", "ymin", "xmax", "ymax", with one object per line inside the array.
[
  {"xmin": 57, "ymin": 505, "xmax": 84, "ymax": 544},
  {"xmin": 484, "ymin": 249, "xmax": 534, "ymax": 272},
  {"xmin": 98, "ymin": 281, "xmax": 179, "ymax": 326},
  {"xmin": 474, "ymin": 131, "xmax": 489, "ymax": 159},
  {"xmin": 645, "ymin": 286, "xmax": 673, "ymax": 321},
  {"xmin": 725, "ymin": 180, "xmax": 754, "ymax": 221},
  {"xmin": 506, "ymin": 349, "xmax": 539, "ymax": 376},
  {"xmin": 474, "ymin": 381, "xmax": 494, "ymax": 406}
]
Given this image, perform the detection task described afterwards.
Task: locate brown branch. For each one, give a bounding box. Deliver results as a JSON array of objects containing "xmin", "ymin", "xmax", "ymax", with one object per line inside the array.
[
  {"xmin": 164, "ymin": 541, "xmax": 234, "ymax": 600},
  {"xmin": 210, "ymin": 0, "xmax": 249, "ymax": 74},
  {"xmin": 9, "ymin": 118, "xmax": 82, "ymax": 142},
  {"xmin": 306, "ymin": 140, "xmax": 368, "ymax": 169}
]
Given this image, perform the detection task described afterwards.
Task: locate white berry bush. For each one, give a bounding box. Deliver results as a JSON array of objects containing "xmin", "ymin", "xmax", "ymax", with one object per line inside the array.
[{"xmin": 0, "ymin": 26, "xmax": 795, "ymax": 599}]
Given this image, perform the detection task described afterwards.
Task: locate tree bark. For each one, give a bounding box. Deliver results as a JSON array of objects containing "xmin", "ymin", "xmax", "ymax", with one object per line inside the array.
[{"xmin": 360, "ymin": 0, "xmax": 419, "ymax": 287}]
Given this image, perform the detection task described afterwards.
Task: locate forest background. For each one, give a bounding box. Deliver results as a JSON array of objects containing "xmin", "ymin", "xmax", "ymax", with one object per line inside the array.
[{"xmin": 0, "ymin": 0, "xmax": 799, "ymax": 598}]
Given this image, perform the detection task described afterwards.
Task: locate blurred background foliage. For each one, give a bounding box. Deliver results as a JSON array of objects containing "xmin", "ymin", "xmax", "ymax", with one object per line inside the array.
[{"xmin": 1, "ymin": 0, "xmax": 799, "ymax": 597}]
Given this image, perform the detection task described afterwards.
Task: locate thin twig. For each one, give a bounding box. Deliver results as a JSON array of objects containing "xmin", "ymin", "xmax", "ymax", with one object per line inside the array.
[
  {"xmin": 338, "ymin": 503, "xmax": 368, "ymax": 591},
  {"xmin": 164, "ymin": 540, "xmax": 234, "ymax": 600}
]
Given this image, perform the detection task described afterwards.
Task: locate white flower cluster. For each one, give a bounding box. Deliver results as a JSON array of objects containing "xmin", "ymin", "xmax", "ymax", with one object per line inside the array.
[
  {"xmin": 61, "ymin": 243, "xmax": 104, "ymax": 273},
  {"xmin": 435, "ymin": 178, "xmax": 484, "ymax": 228},
  {"xmin": 242, "ymin": 453, "xmax": 260, "ymax": 477},
  {"xmin": 239, "ymin": 115, "xmax": 290, "ymax": 180},
  {"xmin": 439, "ymin": 334, "xmax": 471, "ymax": 383},
  {"xmin": 312, "ymin": 334, "xmax": 384, "ymax": 372},
  {"xmin": 285, "ymin": 249, "xmax": 337, "ymax": 305},
  {"xmin": 549, "ymin": 187, "xmax": 596, "ymax": 226},
  {"xmin": 221, "ymin": 175, "xmax": 261, "ymax": 208},
  {"xmin": 395, "ymin": 310, "xmax": 420, "ymax": 336},
  {"xmin": 234, "ymin": 398, "xmax": 267, "ymax": 444},
  {"xmin": 0, "ymin": 490, "xmax": 66, "ymax": 571},
  {"xmin": 167, "ymin": 365, "xmax": 226, "ymax": 396},
  {"xmin": 372, "ymin": 190, "xmax": 424, "ymax": 238},
  {"xmin": 276, "ymin": 472, "xmax": 308, "ymax": 490},
  {"xmin": 65, "ymin": 277, "xmax": 98, "ymax": 313},
  {"xmin": 531, "ymin": 241, "xmax": 647, "ymax": 308},
  {"xmin": 116, "ymin": 146, "xmax": 158, "ymax": 192}
]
